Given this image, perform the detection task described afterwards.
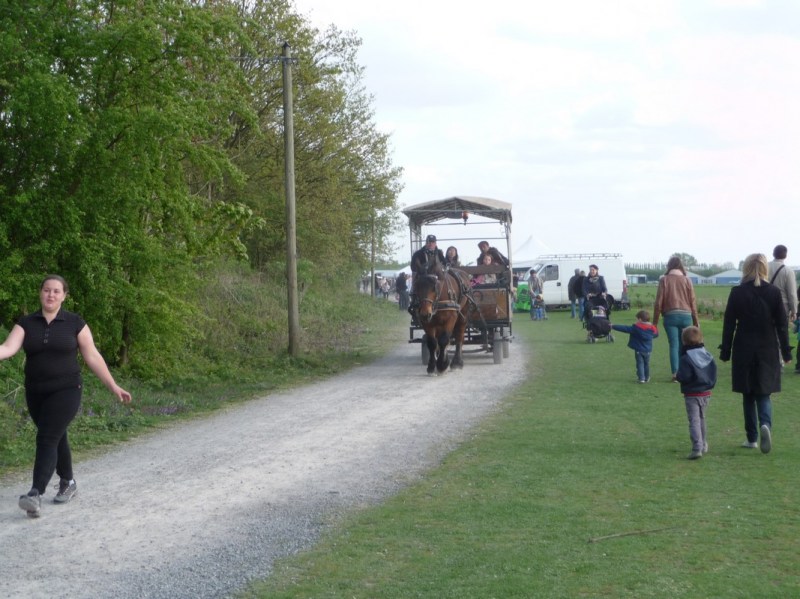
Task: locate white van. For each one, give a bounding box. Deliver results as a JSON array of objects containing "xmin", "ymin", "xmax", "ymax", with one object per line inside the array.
[{"xmin": 515, "ymin": 253, "xmax": 629, "ymax": 311}]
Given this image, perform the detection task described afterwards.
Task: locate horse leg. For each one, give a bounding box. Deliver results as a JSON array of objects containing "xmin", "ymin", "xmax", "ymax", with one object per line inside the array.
[
  {"xmin": 426, "ymin": 332, "xmax": 438, "ymax": 374},
  {"xmin": 450, "ymin": 315, "xmax": 467, "ymax": 369},
  {"xmin": 436, "ymin": 330, "xmax": 451, "ymax": 372}
]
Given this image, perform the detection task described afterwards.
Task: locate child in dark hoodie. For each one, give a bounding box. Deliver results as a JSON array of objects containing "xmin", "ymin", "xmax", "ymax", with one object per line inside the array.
[
  {"xmin": 611, "ymin": 310, "xmax": 659, "ymax": 383},
  {"xmin": 676, "ymin": 326, "xmax": 717, "ymax": 460}
]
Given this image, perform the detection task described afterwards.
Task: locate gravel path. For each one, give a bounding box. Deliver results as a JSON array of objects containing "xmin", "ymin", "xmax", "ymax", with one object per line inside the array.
[{"xmin": 0, "ymin": 338, "xmax": 528, "ymax": 599}]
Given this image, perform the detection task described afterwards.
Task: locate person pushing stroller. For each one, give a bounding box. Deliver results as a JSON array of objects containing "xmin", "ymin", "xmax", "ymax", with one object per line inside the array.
[{"xmin": 581, "ymin": 264, "xmax": 607, "ymax": 321}]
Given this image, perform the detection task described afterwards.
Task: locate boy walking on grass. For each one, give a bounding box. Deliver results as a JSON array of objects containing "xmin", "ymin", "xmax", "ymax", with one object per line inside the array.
[
  {"xmin": 611, "ymin": 310, "xmax": 659, "ymax": 383},
  {"xmin": 676, "ymin": 326, "xmax": 717, "ymax": 460}
]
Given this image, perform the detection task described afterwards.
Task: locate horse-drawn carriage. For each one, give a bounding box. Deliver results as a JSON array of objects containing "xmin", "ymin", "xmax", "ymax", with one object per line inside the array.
[{"xmin": 403, "ymin": 196, "xmax": 514, "ymax": 372}]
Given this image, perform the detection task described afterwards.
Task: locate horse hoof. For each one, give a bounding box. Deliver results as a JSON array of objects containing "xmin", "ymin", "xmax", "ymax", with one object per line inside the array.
[{"xmin": 427, "ymin": 371, "xmax": 437, "ymax": 377}]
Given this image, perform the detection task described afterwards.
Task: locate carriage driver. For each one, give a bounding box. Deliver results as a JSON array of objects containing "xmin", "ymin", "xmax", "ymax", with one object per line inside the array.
[{"xmin": 409, "ymin": 234, "xmax": 447, "ymax": 313}]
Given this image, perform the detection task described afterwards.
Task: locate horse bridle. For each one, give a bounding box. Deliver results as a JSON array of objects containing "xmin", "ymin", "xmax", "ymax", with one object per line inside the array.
[{"xmin": 418, "ymin": 275, "xmax": 462, "ymax": 318}]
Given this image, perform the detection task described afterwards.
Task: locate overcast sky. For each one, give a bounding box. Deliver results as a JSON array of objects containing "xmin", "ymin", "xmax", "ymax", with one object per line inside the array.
[{"xmin": 293, "ymin": 0, "xmax": 800, "ymax": 266}]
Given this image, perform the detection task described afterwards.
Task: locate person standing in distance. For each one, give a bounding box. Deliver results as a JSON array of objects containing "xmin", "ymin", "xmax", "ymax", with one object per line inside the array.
[
  {"xmin": 0, "ymin": 275, "xmax": 132, "ymax": 518},
  {"xmin": 767, "ymin": 245, "xmax": 797, "ymax": 367},
  {"xmin": 567, "ymin": 268, "xmax": 580, "ymax": 318}
]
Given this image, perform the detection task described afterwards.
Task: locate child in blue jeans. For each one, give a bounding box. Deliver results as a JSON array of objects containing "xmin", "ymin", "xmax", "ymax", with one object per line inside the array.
[
  {"xmin": 675, "ymin": 326, "xmax": 717, "ymax": 460},
  {"xmin": 611, "ymin": 310, "xmax": 659, "ymax": 383}
]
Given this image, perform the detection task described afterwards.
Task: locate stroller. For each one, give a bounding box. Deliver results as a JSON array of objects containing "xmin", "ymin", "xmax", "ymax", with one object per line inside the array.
[{"xmin": 584, "ymin": 295, "xmax": 614, "ymax": 343}]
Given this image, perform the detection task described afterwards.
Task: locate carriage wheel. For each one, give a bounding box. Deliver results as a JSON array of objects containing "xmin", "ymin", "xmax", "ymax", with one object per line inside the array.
[{"xmin": 421, "ymin": 334, "xmax": 430, "ymax": 364}]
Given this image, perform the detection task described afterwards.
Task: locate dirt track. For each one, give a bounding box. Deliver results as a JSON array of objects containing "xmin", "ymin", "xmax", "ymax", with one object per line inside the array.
[{"xmin": 0, "ymin": 337, "xmax": 527, "ymax": 599}]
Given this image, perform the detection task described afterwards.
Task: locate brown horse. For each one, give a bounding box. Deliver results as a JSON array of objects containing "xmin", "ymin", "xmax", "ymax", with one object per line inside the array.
[{"xmin": 412, "ymin": 269, "xmax": 471, "ymax": 374}]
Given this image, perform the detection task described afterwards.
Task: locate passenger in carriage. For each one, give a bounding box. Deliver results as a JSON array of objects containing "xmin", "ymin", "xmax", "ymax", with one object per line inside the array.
[
  {"xmin": 445, "ymin": 246, "xmax": 461, "ymax": 268},
  {"xmin": 472, "ymin": 254, "xmax": 497, "ymax": 286},
  {"xmin": 476, "ymin": 240, "xmax": 509, "ymax": 267}
]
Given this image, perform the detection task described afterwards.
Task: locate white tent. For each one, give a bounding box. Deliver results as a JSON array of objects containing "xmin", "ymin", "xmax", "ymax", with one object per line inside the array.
[{"xmin": 394, "ymin": 264, "xmax": 412, "ymax": 277}]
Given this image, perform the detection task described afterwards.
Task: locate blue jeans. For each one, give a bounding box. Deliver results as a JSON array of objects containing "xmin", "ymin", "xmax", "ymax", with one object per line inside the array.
[
  {"xmin": 663, "ymin": 312, "xmax": 693, "ymax": 374},
  {"xmin": 635, "ymin": 351, "xmax": 651, "ymax": 381},
  {"xmin": 743, "ymin": 393, "xmax": 772, "ymax": 443},
  {"xmin": 570, "ymin": 299, "xmax": 577, "ymax": 318}
]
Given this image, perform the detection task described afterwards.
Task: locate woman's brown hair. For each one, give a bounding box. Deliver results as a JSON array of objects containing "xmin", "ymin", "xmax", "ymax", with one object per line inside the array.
[{"xmin": 665, "ymin": 256, "xmax": 686, "ymax": 275}]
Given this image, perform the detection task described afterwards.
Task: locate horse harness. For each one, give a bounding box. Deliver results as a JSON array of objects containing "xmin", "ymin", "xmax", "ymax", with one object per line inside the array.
[{"xmin": 418, "ymin": 270, "xmax": 478, "ymax": 321}]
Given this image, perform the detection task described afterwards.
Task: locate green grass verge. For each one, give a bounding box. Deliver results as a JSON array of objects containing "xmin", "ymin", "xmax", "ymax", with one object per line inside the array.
[{"xmin": 242, "ymin": 309, "xmax": 800, "ymax": 598}]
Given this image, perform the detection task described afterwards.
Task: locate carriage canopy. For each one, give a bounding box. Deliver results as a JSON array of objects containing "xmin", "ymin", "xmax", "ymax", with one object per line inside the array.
[{"xmin": 402, "ymin": 196, "xmax": 512, "ymax": 230}]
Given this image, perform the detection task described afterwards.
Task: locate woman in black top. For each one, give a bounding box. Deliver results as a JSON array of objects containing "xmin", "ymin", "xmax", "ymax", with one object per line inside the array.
[{"xmin": 0, "ymin": 275, "xmax": 131, "ymax": 517}]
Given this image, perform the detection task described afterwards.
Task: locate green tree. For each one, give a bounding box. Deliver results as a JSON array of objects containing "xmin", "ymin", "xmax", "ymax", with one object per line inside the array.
[
  {"xmin": 221, "ymin": 1, "xmax": 403, "ymax": 276},
  {"xmin": 0, "ymin": 1, "xmax": 257, "ymax": 378},
  {"xmin": 0, "ymin": 0, "xmax": 403, "ymax": 380}
]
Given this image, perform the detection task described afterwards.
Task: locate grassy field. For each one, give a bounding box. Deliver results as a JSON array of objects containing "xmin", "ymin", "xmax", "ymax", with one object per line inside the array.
[
  {"xmin": 627, "ymin": 283, "xmax": 734, "ymax": 320},
  {"xmin": 243, "ymin": 292, "xmax": 800, "ymax": 598}
]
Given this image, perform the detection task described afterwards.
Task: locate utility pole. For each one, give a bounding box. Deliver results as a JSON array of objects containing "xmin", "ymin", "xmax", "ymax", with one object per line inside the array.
[
  {"xmin": 370, "ymin": 211, "xmax": 376, "ymax": 298},
  {"xmin": 282, "ymin": 42, "xmax": 300, "ymax": 356}
]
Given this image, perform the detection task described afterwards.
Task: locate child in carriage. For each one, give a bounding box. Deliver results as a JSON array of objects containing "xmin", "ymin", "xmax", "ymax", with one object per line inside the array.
[{"xmin": 611, "ymin": 310, "xmax": 659, "ymax": 383}]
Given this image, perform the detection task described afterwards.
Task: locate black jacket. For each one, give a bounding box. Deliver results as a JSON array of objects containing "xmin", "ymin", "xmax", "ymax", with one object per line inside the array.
[
  {"xmin": 411, "ymin": 247, "xmax": 446, "ymax": 275},
  {"xmin": 720, "ymin": 281, "xmax": 791, "ymax": 394}
]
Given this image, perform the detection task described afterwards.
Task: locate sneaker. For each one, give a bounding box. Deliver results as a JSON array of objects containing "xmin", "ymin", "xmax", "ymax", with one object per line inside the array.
[
  {"xmin": 54, "ymin": 479, "xmax": 77, "ymax": 504},
  {"xmin": 760, "ymin": 425, "xmax": 772, "ymax": 454},
  {"xmin": 703, "ymin": 442, "xmax": 709, "ymax": 454},
  {"xmin": 741, "ymin": 441, "xmax": 758, "ymax": 449},
  {"xmin": 638, "ymin": 379, "xmax": 646, "ymax": 384},
  {"xmin": 18, "ymin": 490, "xmax": 41, "ymax": 518},
  {"xmin": 687, "ymin": 450, "xmax": 703, "ymax": 460}
]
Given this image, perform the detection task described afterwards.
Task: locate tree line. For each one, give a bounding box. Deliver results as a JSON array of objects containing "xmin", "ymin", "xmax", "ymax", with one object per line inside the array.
[
  {"xmin": 0, "ymin": 1, "xmax": 402, "ymax": 379},
  {"xmin": 626, "ymin": 252, "xmax": 738, "ymax": 281}
]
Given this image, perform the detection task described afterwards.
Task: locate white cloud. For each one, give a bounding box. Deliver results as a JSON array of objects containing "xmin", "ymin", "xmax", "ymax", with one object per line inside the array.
[{"xmin": 295, "ymin": 0, "xmax": 800, "ymax": 265}]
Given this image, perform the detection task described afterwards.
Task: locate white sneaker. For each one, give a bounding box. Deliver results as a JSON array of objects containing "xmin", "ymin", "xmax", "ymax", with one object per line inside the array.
[
  {"xmin": 741, "ymin": 441, "xmax": 758, "ymax": 449},
  {"xmin": 760, "ymin": 425, "xmax": 772, "ymax": 454}
]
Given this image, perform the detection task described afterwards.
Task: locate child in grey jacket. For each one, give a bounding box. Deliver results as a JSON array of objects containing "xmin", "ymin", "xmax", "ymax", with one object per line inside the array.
[{"xmin": 675, "ymin": 326, "xmax": 717, "ymax": 460}]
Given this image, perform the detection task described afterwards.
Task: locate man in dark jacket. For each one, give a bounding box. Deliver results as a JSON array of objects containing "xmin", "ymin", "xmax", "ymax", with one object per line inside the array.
[
  {"xmin": 567, "ymin": 268, "xmax": 580, "ymax": 318},
  {"xmin": 573, "ymin": 270, "xmax": 586, "ymax": 321},
  {"xmin": 476, "ymin": 240, "xmax": 508, "ymax": 267},
  {"xmin": 411, "ymin": 235, "xmax": 446, "ymax": 278},
  {"xmin": 409, "ymin": 235, "xmax": 446, "ymax": 314}
]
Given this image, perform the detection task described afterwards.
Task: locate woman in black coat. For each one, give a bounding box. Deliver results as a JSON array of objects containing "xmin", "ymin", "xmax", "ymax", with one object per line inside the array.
[{"xmin": 720, "ymin": 253, "xmax": 792, "ymax": 454}]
